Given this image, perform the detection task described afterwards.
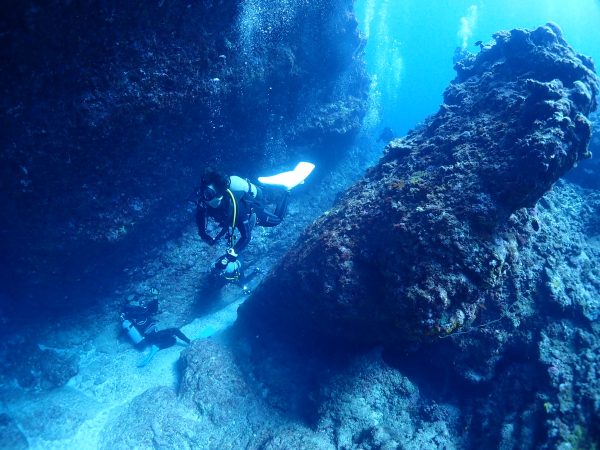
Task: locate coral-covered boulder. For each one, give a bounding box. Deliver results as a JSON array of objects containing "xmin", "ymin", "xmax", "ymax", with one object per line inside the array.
[
  {"xmin": 316, "ymin": 351, "xmax": 463, "ymax": 448},
  {"xmin": 239, "ymin": 24, "xmax": 599, "ymax": 345}
]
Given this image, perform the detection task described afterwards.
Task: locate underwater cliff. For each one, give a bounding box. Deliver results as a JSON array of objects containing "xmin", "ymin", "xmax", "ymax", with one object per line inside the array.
[{"xmin": 0, "ymin": 0, "xmax": 368, "ymax": 315}]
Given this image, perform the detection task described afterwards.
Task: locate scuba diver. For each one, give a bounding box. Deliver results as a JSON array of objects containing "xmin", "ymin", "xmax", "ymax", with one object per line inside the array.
[
  {"xmin": 193, "ymin": 162, "xmax": 315, "ymax": 282},
  {"xmin": 377, "ymin": 126, "xmax": 395, "ymax": 143},
  {"xmin": 120, "ymin": 298, "xmax": 191, "ymax": 367}
]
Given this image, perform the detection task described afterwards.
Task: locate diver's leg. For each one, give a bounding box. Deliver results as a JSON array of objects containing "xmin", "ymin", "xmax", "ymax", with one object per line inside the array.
[
  {"xmin": 137, "ymin": 345, "xmax": 160, "ymax": 367},
  {"xmin": 152, "ymin": 328, "xmax": 191, "ymax": 345},
  {"xmin": 258, "ymin": 190, "xmax": 288, "ymax": 226},
  {"xmin": 171, "ymin": 329, "xmax": 191, "ymax": 344},
  {"xmin": 146, "ymin": 330, "xmax": 177, "ymax": 349},
  {"xmin": 257, "ymin": 210, "xmax": 282, "ymax": 227},
  {"xmin": 274, "ymin": 190, "xmax": 290, "ymax": 220}
]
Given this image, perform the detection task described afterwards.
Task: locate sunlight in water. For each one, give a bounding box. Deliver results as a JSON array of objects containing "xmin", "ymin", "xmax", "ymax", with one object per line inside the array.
[
  {"xmin": 458, "ymin": 5, "xmax": 478, "ymax": 50},
  {"xmin": 355, "ymin": 0, "xmax": 600, "ymax": 134},
  {"xmin": 237, "ymin": 0, "xmax": 316, "ymax": 58}
]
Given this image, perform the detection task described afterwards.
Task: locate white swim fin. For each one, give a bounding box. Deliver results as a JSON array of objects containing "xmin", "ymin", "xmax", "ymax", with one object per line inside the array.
[
  {"xmin": 257, "ymin": 162, "xmax": 315, "ymax": 190},
  {"xmin": 137, "ymin": 345, "xmax": 159, "ymax": 368}
]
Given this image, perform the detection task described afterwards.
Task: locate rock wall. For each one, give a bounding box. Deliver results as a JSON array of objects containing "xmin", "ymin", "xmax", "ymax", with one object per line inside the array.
[
  {"xmin": 75, "ymin": 179, "xmax": 600, "ymax": 450},
  {"xmin": 239, "ymin": 23, "xmax": 599, "ymax": 345},
  {"xmin": 237, "ymin": 23, "xmax": 600, "ymax": 448},
  {"xmin": 0, "ymin": 0, "xmax": 369, "ymax": 313},
  {"xmin": 412, "ymin": 182, "xmax": 600, "ymax": 447}
]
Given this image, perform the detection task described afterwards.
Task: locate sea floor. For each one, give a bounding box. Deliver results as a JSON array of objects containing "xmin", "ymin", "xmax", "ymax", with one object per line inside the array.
[{"xmin": 1, "ymin": 272, "xmax": 248, "ymax": 449}]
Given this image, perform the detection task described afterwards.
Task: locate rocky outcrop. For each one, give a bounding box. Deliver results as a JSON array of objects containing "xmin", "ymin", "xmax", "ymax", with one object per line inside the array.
[
  {"xmin": 101, "ymin": 339, "xmax": 466, "ymax": 449},
  {"xmin": 539, "ymin": 319, "xmax": 600, "ymax": 448},
  {"xmin": 99, "ymin": 386, "xmax": 201, "ymax": 450},
  {"xmin": 235, "ymin": 23, "xmax": 600, "ymax": 449},
  {"xmin": 239, "ymin": 23, "xmax": 599, "ymax": 347},
  {"xmin": 316, "ymin": 351, "xmax": 464, "ymax": 449},
  {"xmin": 0, "ymin": 0, "xmax": 368, "ymax": 312},
  {"xmin": 100, "ymin": 339, "xmax": 330, "ymax": 449}
]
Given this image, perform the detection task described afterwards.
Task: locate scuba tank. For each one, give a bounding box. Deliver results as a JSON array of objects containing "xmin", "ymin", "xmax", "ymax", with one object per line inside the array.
[
  {"xmin": 122, "ymin": 318, "xmax": 145, "ymax": 344},
  {"xmin": 120, "ymin": 298, "xmax": 159, "ymax": 345}
]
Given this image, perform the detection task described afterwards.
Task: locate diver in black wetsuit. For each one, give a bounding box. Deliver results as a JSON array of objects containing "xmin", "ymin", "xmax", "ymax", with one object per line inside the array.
[
  {"xmin": 120, "ymin": 298, "xmax": 190, "ymax": 366},
  {"xmin": 194, "ymin": 167, "xmax": 289, "ymax": 280}
]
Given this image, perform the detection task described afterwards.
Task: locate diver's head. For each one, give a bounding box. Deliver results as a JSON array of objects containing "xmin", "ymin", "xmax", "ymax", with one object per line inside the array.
[
  {"xmin": 200, "ymin": 168, "xmax": 229, "ymax": 207},
  {"xmin": 202, "ymin": 184, "xmax": 223, "ymax": 207}
]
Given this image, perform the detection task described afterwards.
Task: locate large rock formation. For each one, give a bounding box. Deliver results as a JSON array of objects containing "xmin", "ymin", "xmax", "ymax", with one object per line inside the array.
[
  {"xmin": 236, "ymin": 23, "xmax": 600, "ymax": 448},
  {"xmin": 419, "ymin": 182, "xmax": 600, "ymax": 447},
  {"xmin": 239, "ymin": 23, "xmax": 599, "ymax": 346},
  {"xmin": 0, "ymin": 0, "xmax": 369, "ymax": 313}
]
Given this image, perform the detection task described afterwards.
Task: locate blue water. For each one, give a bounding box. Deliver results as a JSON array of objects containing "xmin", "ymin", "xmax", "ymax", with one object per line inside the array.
[
  {"xmin": 2, "ymin": 1, "xmax": 599, "ymax": 448},
  {"xmin": 356, "ymin": 0, "xmax": 600, "ymax": 135}
]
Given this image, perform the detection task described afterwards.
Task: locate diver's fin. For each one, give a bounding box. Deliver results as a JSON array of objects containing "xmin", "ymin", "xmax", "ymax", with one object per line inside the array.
[
  {"xmin": 258, "ymin": 162, "xmax": 315, "ymax": 190},
  {"xmin": 137, "ymin": 345, "xmax": 159, "ymax": 367}
]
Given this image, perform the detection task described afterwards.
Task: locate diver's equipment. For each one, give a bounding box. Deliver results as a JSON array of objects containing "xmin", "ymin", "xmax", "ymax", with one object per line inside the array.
[
  {"xmin": 258, "ymin": 162, "xmax": 315, "ymax": 190},
  {"xmin": 203, "ymin": 184, "xmax": 224, "ymax": 208},
  {"xmin": 225, "ymin": 247, "xmax": 238, "ymax": 260},
  {"xmin": 207, "ymin": 196, "xmax": 222, "ymax": 208},
  {"xmin": 123, "ymin": 298, "xmax": 158, "ymax": 320},
  {"xmin": 213, "ymin": 248, "xmax": 242, "ymax": 281},
  {"xmin": 214, "ymin": 248, "xmax": 236, "ymax": 270},
  {"xmin": 223, "ymin": 260, "xmax": 242, "ymax": 280},
  {"xmin": 122, "ymin": 319, "xmax": 145, "ymax": 344},
  {"xmin": 121, "ymin": 297, "xmax": 159, "ymax": 345},
  {"xmin": 223, "ymin": 248, "xmax": 242, "ymax": 280},
  {"xmin": 225, "ymin": 188, "xmax": 238, "ymax": 247},
  {"xmin": 229, "ymin": 176, "xmax": 258, "ymax": 198},
  {"xmin": 203, "ymin": 184, "xmax": 218, "ymax": 202},
  {"xmin": 242, "ymin": 266, "xmax": 262, "ymax": 294}
]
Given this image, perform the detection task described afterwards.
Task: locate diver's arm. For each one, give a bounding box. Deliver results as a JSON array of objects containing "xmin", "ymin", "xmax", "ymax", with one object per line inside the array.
[{"xmin": 195, "ymin": 204, "xmax": 215, "ymax": 245}]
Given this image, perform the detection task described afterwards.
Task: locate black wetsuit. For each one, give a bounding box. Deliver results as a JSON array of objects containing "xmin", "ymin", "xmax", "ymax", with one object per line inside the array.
[
  {"xmin": 121, "ymin": 299, "xmax": 190, "ymax": 349},
  {"xmin": 145, "ymin": 328, "xmax": 190, "ymax": 349},
  {"xmin": 196, "ymin": 185, "xmax": 288, "ymax": 252}
]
